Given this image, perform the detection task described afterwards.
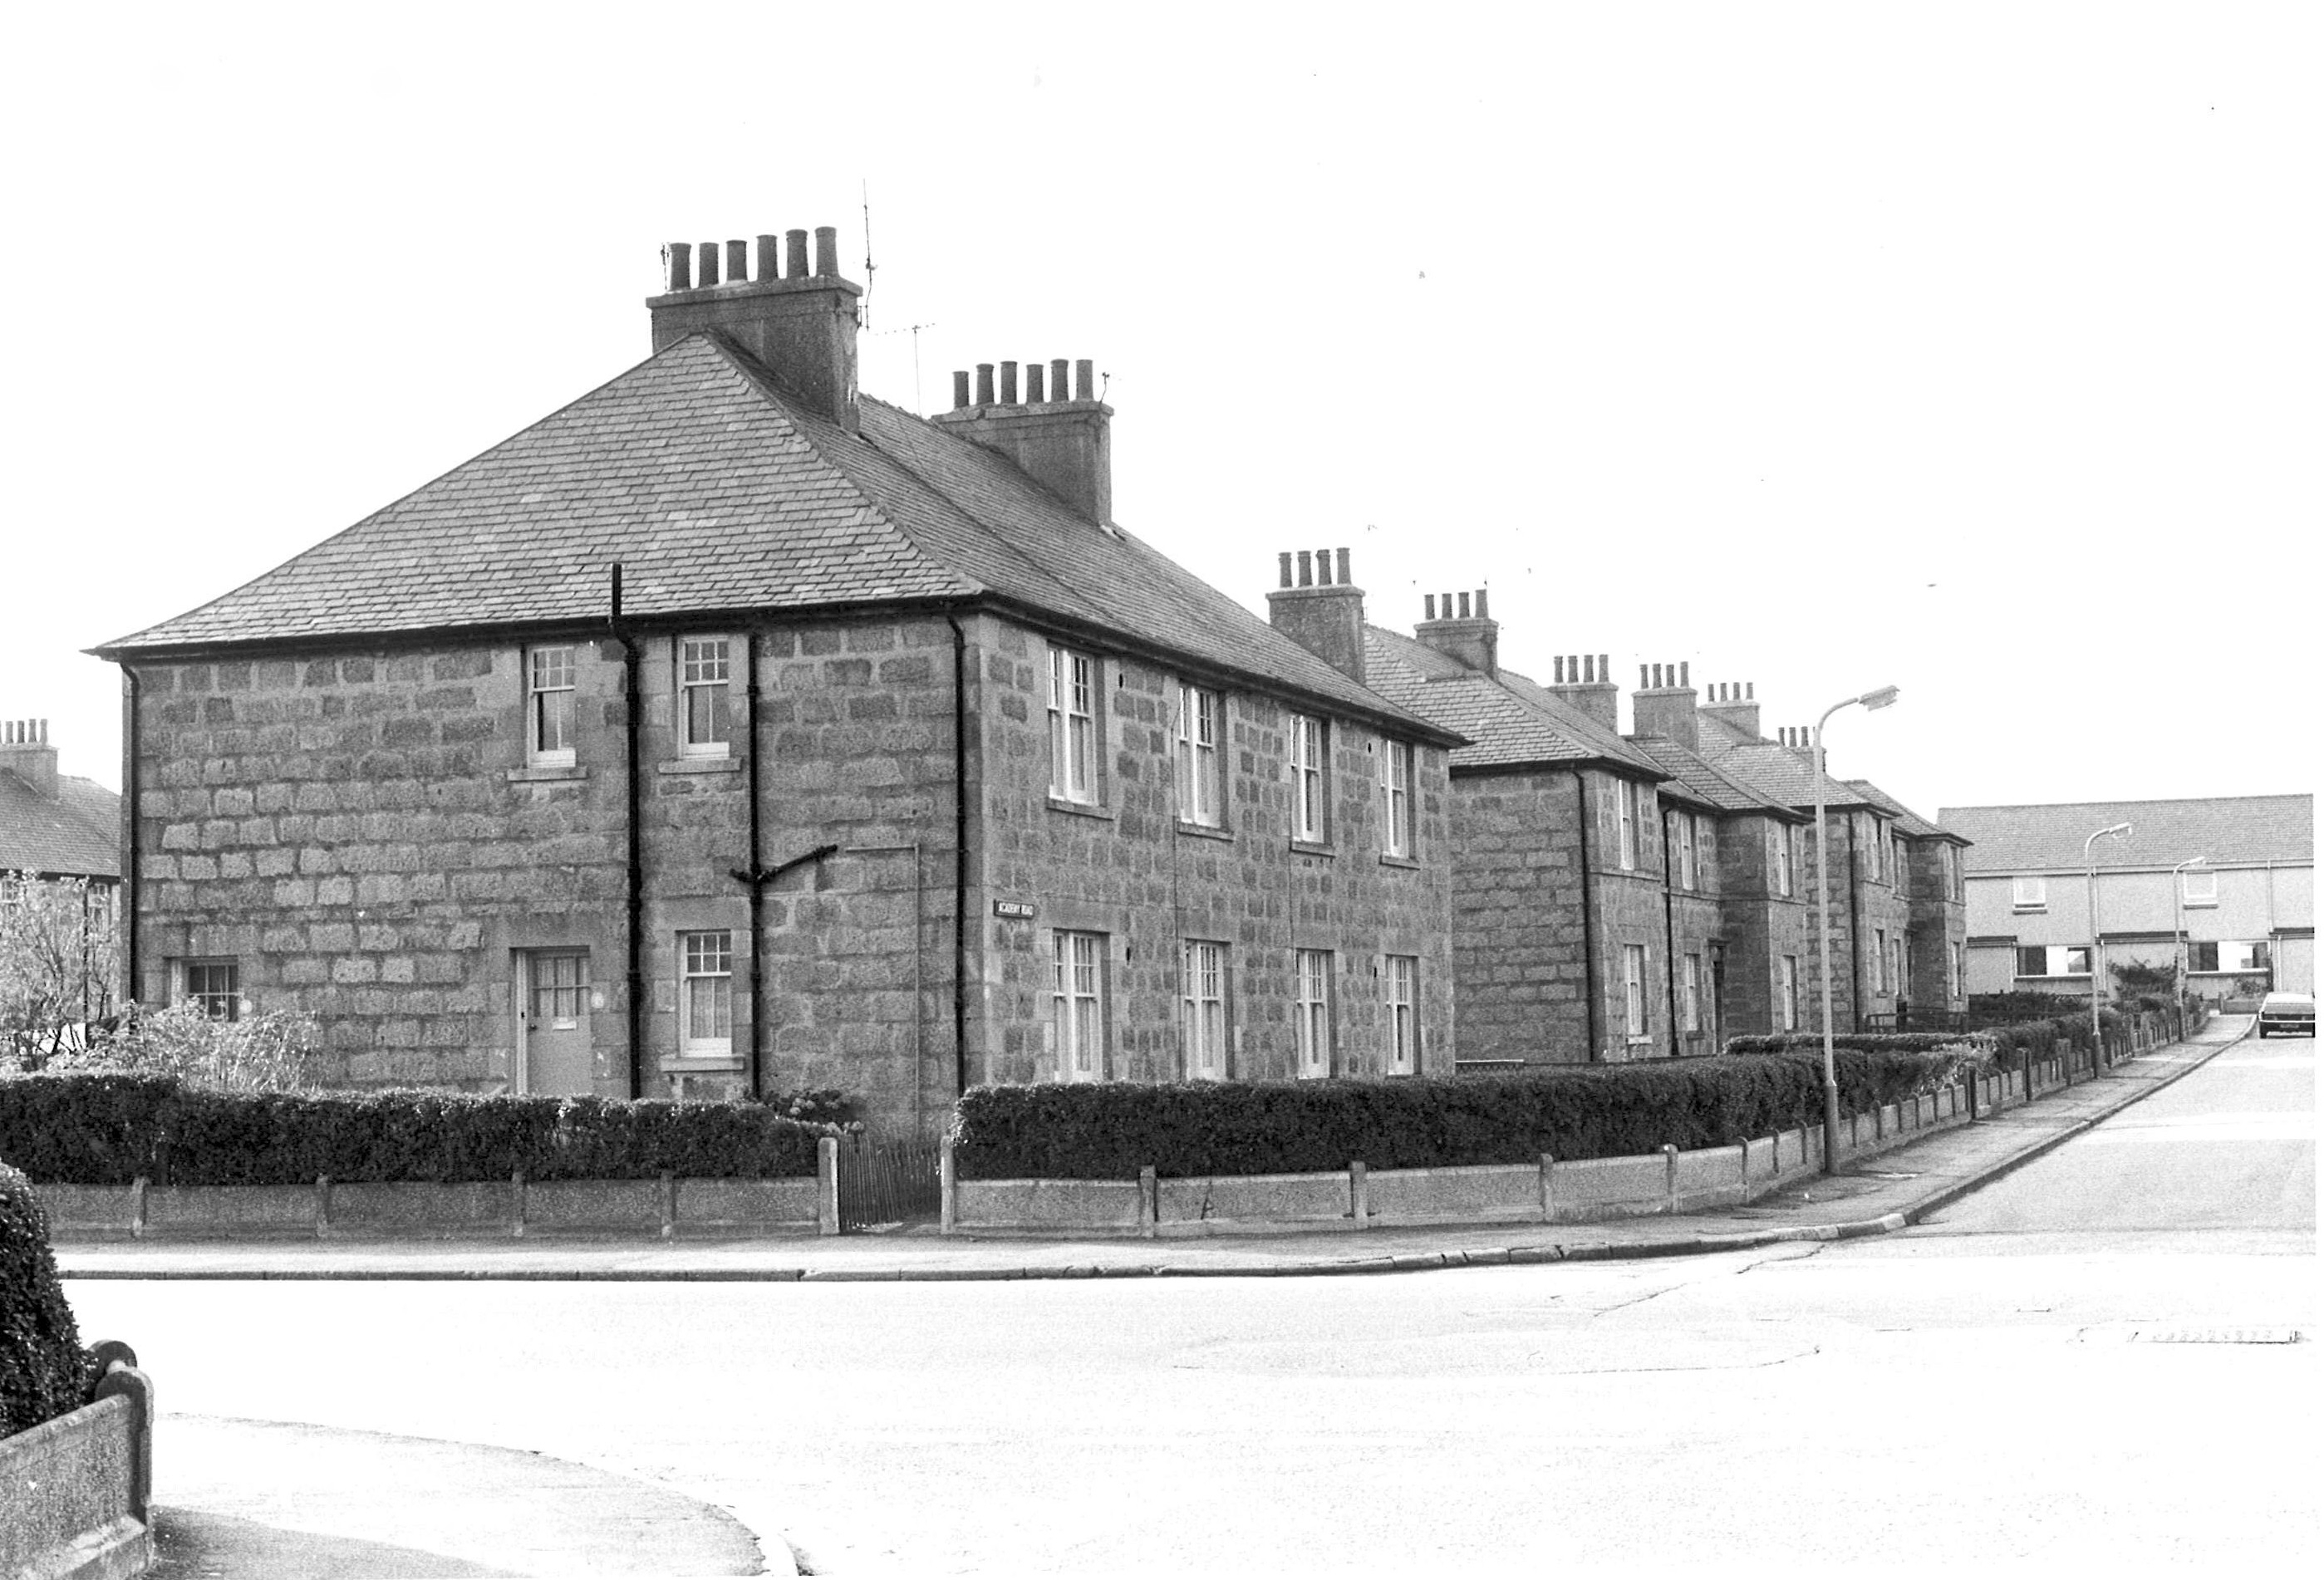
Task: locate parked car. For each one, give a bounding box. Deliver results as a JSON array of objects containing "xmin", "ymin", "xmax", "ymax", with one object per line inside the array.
[{"xmin": 2255, "ymin": 992, "xmax": 2315, "ymax": 1039}]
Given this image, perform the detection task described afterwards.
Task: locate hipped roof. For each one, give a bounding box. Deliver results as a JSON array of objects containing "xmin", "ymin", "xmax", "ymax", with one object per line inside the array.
[
  {"xmin": 0, "ymin": 771, "xmax": 119, "ymax": 881},
  {"xmin": 1362, "ymin": 628, "xmax": 1667, "ymax": 778}
]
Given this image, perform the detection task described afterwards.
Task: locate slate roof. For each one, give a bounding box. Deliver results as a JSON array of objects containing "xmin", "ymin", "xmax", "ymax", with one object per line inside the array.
[
  {"xmin": 1361, "ymin": 629, "xmax": 1666, "ymax": 777},
  {"xmin": 1936, "ymin": 795, "xmax": 2313, "ymax": 873},
  {"xmin": 1701, "ymin": 738, "xmax": 1871, "ymax": 812},
  {"xmin": 93, "ymin": 335, "xmax": 1451, "ymax": 743},
  {"xmin": 0, "ymin": 771, "xmax": 119, "ymax": 881},
  {"xmin": 1629, "ymin": 736, "xmax": 1807, "ymax": 820},
  {"xmin": 1844, "ymin": 780, "xmax": 1964, "ymax": 844}
]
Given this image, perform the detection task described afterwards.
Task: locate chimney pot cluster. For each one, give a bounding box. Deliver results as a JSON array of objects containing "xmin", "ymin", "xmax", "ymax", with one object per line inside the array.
[
  {"xmin": 1420, "ymin": 589, "xmax": 1492, "ymax": 624},
  {"xmin": 2, "ymin": 719, "xmax": 50, "ymax": 744},
  {"xmin": 664, "ymin": 228, "xmax": 836, "ymax": 294},
  {"xmin": 1278, "ymin": 547, "xmax": 1359, "ymax": 590},
  {"xmin": 1706, "ymin": 681, "xmax": 1757, "ymax": 704},
  {"xmin": 951, "ymin": 356, "xmax": 1096, "ymax": 410},
  {"xmin": 1551, "ymin": 655, "xmax": 1613, "ymax": 685},
  {"xmin": 1638, "ymin": 660, "xmax": 1697, "ymax": 691}
]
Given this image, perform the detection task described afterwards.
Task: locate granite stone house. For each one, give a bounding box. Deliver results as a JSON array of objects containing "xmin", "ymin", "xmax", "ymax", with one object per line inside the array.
[
  {"xmin": 91, "ymin": 228, "xmax": 1462, "ymax": 1136},
  {"xmin": 1270, "ymin": 585, "xmax": 1814, "ymax": 1065},
  {"xmin": 1937, "ymin": 794, "xmax": 2312, "ymax": 1000}
]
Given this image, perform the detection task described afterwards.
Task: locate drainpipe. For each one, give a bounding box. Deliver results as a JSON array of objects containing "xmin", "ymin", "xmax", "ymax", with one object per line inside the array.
[
  {"xmin": 120, "ymin": 667, "xmax": 140, "ymax": 1006},
  {"xmin": 613, "ymin": 564, "xmax": 644, "ymax": 1097},
  {"xmin": 946, "ymin": 612, "xmax": 971, "ymax": 1099},
  {"xmin": 1660, "ymin": 807, "xmax": 1679, "ymax": 1058},
  {"xmin": 742, "ymin": 631, "xmax": 764, "ymax": 1097},
  {"xmin": 1845, "ymin": 814, "xmax": 1863, "ymax": 1034},
  {"xmin": 1574, "ymin": 771, "xmax": 1599, "ymax": 1061}
]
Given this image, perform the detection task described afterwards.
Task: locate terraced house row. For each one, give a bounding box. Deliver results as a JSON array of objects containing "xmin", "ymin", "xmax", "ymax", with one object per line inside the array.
[{"xmin": 90, "ymin": 228, "xmax": 1967, "ymax": 1136}]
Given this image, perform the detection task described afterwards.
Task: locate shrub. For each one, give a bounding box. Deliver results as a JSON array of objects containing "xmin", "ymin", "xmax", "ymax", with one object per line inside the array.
[
  {"xmin": 0, "ymin": 1077, "xmax": 832, "ymax": 1185},
  {"xmin": 48, "ymin": 1002, "xmax": 322, "ymax": 1092},
  {"xmin": 1723, "ymin": 1032, "xmax": 1986, "ymax": 1057},
  {"xmin": 949, "ymin": 1049, "xmax": 1968, "ymax": 1182},
  {"xmin": 753, "ymin": 1086, "xmax": 861, "ymax": 1128},
  {"xmin": 0, "ymin": 874, "xmax": 120, "ymax": 1072},
  {"xmin": 1, "ymin": 1161, "xmax": 94, "ymax": 1439}
]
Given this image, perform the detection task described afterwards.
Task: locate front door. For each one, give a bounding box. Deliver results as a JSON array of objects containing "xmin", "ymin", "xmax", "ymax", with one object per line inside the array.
[{"xmin": 522, "ymin": 951, "xmax": 594, "ymax": 1094}]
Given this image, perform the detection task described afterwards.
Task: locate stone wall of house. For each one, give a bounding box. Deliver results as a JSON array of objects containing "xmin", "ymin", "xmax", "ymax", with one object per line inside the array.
[
  {"xmin": 1445, "ymin": 768, "xmax": 1588, "ymax": 1063},
  {"xmin": 967, "ymin": 613, "xmax": 1456, "ymax": 1088},
  {"xmin": 1904, "ymin": 840, "xmax": 1968, "ymax": 1013},
  {"xmin": 1713, "ymin": 812, "xmax": 1811, "ymax": 1037}
]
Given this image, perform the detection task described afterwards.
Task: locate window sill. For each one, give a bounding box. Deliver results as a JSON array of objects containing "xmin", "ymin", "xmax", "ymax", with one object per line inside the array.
[
  {"xmin": 1378, "ymin": 853, "xmax": 1423, "ymax": 871},
  {"xmin": 507, "ymin": 764, "xmax": 587, "ymax": 783},
  {"xmin": 1289, "ymin": 839, "xmax": 1336, "ymax": 859},
  {"xmin": 659, "ymin": 756, "xmax": 743, "ymax": 776},
  {"xmin": 2181, "ymin": 900, "xmax": 2218, "ymax": 910},
  {"xmin": 660, "ymin": 1056, "xmax": 743, "ymax": 1072},
  {"xmin": 2013, "ymin": 974, "xmax": 2091, "ymax": 983},
  {"xmin": 1177, "ymin": 821, "xmax": 1234, "ymax": 843},
  {"xmin": 1048, "ymin": 797, "xmax": 1115, "ymax": 821},
  {"xmin": 2012, "ymin": 905, "xmax": 2047, "ymax": 915}
]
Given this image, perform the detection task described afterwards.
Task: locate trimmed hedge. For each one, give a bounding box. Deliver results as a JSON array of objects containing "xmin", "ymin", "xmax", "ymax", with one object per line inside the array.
[
  {"xmin": 1724, "ymin": 1032, "xmax": 1980, "ymax": 1057},
  {"xmin": 0, "ymin": 1076, "xmax": 831, "ymax": 1186},
  {"xmin": 2, "ymin": 1161, "xmax": 93, "ymax": 1439},
  {"xmin": 950, "ymin": 1049, "xmax": 1971, "ymax": 1182}
]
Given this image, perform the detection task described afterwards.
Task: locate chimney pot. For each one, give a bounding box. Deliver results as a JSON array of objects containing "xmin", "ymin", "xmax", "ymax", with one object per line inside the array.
[
  {"xmin": 785, "ymin": 228, "xmax": 809, "ymax": 278},
  {"xmin": 1641, "ymin": 665, "xmax": 1651, "ymax": 689},
  {"xmin": 1679, "ymin": 660, "xmax": 1689, "ymax": 687},
  {"xmin": 697, "ymin": 243, "xmax": 720, "ymax": 287},
  {"xmin": 1279, "ymin": 552, "xmax": 1294, "ymax": 589},
  {"xmin": 754, "ymin": 235, "xmax": 779, "ymax": 283},
  {"xmin": 1747, "ymin": 681, "xmax": 1755, "ymax": 699},
  {"xmin": 725, "ymin": 239, "xmax": 748, "ymax": 283},
  {"xmin": 1599, "ymin": 655, "xmax": 1610, "ymax": 685},
  {"xmin": 1297, "ymin": 551, "xmax": 1314, "ymax": 587},
  {"xmin": 975, "ymin": 364, "xmax": 995, "ymax": 405},
  {"xmin": 951, "ymin": 370, "xmax": 971, "ymax": 410},
  {"xmin": 1314, "ymin": 547, "xmax": 1332, "ymax": 586},
  {"xmin": 1025, "ymin": 362, "xmax": 1045, "ymax": 402},
  {"xmin": 1457, "ymin": 591, "xmax": 1471, "ymax": 619},
  {"xmin": 1424, "ymin": 594, "xmax": 1437, "ymax": 621},
  {"xmin": 1000, "ymin": 361, "xmax": 1020, "ymax": 405},
  {"xmin": 1335, "ymin": 547, "xmax": 1351, "ymax": 585},
  {"xmin": 813, "ymin": 226, "xmax": 838, "ymax": 277},
  {"xmin": 1050, "ymin": 359, "xmax": 1069, "ymax": 400},
  {"xmin": 1475, "ymin": 588, "xmax": 1489, "ymax": 618},
  {"xmin": 666, "ymin": 243, "xmax": 693, "ymax": 292},
  {"xmin": 1554, "ymin": 655, "xmax": 1565, "ymax": 683},
  {"xmin": 1075, "ymin": 359, "xmax": 1094, "ymax": 400}
]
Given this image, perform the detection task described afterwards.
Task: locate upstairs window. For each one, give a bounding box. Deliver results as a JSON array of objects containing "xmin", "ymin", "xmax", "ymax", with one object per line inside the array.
[
  {"xmin": 1615, "ymin": 781, "xmax": 1639, "ymax": 871},
  {"xmin": 528, "ymin": 646, "xmax": 577, "ymax": 767},
  {"xmin": 1771, "ymin": 824, "xmax": 1796, "ymax": 897},
  {"xmin": 1694, "ymin": 817, "xmax": 1714, "ymax": 891},
  {"xmin": 679, "ymin": 637, "xmax": 733, "ymax": 756},
  {"xmin": 1378, "ymin": 739, "xmax": 1415, "ymax": 857},
  {"xmin": 2012, "ymin": 876, "xmax": 2047, "ymax": 912},
  {"xmin": 1290, "ymin": 714, "xmax": 1328, "ymax": 843},
  {"xmin": 1384, "ymin": 954, "xmax": 1418, "ymax": 1075},
  {"xmin": 1676, "ymin": 814, "xmax": 1698, "ymax": 890},
  {"xmin": 1182, "ymin": 940, "xmax": 1227, "ymax": 1080},
  {"xmin": 2181, "ymin": 869, "xmax": 2218, "ymax": 907},
  {"xmin": 1894, "ymin": 838, "xmax": 1910, "ymax": 895},
  {"xmin": 1047, "ymin": 647, "xmax": 1099, "ymax": 804},
  {"xmin": 1175, "ymin": 683, "xmax": 1224, "ymax": 827}
]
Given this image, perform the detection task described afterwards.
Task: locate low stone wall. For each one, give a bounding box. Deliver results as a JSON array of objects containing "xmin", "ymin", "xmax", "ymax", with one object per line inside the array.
[
  {"xmin": 37, "ymin": 1175, "xmax": 821, "ymax": 1239},
  {"xmin": 1, "ymin": 1347, "xmax": 153, "ymax": 1580},
  {"xmin": 942, "ymin": 1063, "xmax": 2086, "ymax": 1237}
]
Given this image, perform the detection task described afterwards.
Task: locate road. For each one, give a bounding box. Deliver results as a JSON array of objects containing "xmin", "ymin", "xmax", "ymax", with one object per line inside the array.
[{"xmin": 70, "ymin": 1029, "xmax": 2316, "ymax": 1574}]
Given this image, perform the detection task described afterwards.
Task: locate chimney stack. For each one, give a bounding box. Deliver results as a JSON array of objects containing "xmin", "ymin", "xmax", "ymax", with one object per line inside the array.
[
  {"xmin": 932, "ymin": 354, "xmax": 1113, "ymax": 526},
  {"xmin": 1543, "ymin": 652, "xmax": 1620, "ymax": 732},
  {"xmin": 0, "ymin": 718, "xmax": 59, "ymax": 799},
  {"xmin": 1266, "ymin": 547, "xmax": 1367, "ymax": 685},
  {"xmin": 649, "ymin": 226, "xmax": 862, "ymax": 433},
  {"xmin": 1701, "ymin": 680, "xmax": 1762, "ymax": 742},
  {"xmin": 1413, "ymin": 586, "xmax": 1499, "ymax": 678},
  {"xmin": 1630, "ymin": 659, "xmax": 1699, "ymax": 751}
]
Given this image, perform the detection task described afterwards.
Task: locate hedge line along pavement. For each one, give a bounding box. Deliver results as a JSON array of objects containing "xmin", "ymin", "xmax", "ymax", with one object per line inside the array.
[
  {"xmin": 950, "ymin": 1047, "xmax": 1975, "ymax": 1183},
  {"xmin": 2, "ymin": 1160, "xmax": 94, "ymax": 1439},
  {"xmin": 0, "ymin": 1075, "xmax": 831, "ymax": 1186}
]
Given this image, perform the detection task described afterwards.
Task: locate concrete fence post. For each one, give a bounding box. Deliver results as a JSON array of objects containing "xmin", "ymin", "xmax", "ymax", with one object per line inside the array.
[
  {"xmin": 1738, "ymin": 1139, "xmax": 1751, "ymax": 1190},
  {"xmin": 659, "ymin": 1172, "xmax": 677, "ymax": 1240},
  {"xmin": 510, "ymin": 1170, "xmax": 527, "ymax": 1238},
  {"xmin": 1663, "ymin": 1144, "xmax": 1678, "ymax": 1212},
  {"xmin": 1349, "ymin": 1160, "xmax": 1368, "ymax": 1229},
  {"xmin": 817, "ymin": 1136, "xmax": 841, "ymax": 1236},
  {"xmin": 315, "ymin": 1175, "xmax": 333, "ymax": 1239},
  {"xmin": 1140, "ymin": 1165, "xmax": 1158, "ymax": 1238},
  {"xmin": 130, "ymin": 1175, "xmax": 147, "ymax": 1240},
  {"xmin": 1539, "ymin": 1153, "xmax": 1556, "ymax": 1223},
  {"xmin": 938, "ymin": 1134, "xmax": 957, "ymax": 1235},
  {"xmin": 91, "ymin": 1347, "xmax": 152, "ymax": 1524}
]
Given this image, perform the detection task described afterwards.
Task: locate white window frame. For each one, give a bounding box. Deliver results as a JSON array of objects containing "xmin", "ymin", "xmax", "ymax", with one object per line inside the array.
[
  {"xmin": 1676, "ymin": 814, "xmax": 1698, "ymax": 891},
  {"xmin": 678, "ymin": 930, "xmax": 735, "ymax": 1057},
  {"xmin": 528, "ymin": 645, "xmax": 577, "ymax": 768},
  {"xmin": 2020, "ymin": 944, "xmax": 2091, "ymax": 979},
  {"xmin": 1777, "ymin": 955, "xmax": 1799, "ymax": 1031},
  {"xmin": 2181, "ymin": 869, "xmax": 2218, "ymax": 907},
  {"xmin": 1892, "ymin": 936, "xmax": 1907, "ymax": 1000},
  {"xmin": 1894, "ymin": 838, "xmax": 1909, "ymax": 895},
  {"xmin": 1384, "ymin": 954, "xmax": 1418, "ymax": 1076},
  {"xmin": 2012, "ymin": 876, "xmax": 2047, "ymax": 911},
  {"xmin": 1622, "ymin": 942, "xmax": 1648, "ymax": 1039},
  {"xmin": 1681, "ymin": 953, "xmax": 1701, "ymax": 1034},
  {"xmin": 1615, "ymin": 781, "xmax": 1639, "ymax": 871},
  {"xmin": 1051, "ymin": 930, "xmax": 1107, "ymax": 1081},
  {"xmin": 678, "ymin": 636, "xmax": 733, "ymax": 758},
  {"xmin": 1772, "ymin": 824, "xmax": 1796, "ymax": 897},
  {"xmin": 1174, "ymin": 683, "xmax": 1225, "ymax": 827},
  {"xmin": 1290, "ymin": 714, "xmax": 1328, "ymax": 843},
  {"xmin": 1873, "ymin": 927, "xmax": 1889, "ymax": 994},
  {"xmin": 1949, "ymin": 942, "xmax": 1963, "ymax": 999},
  {"xmin": 1295, "ymin": 949, "xmax": 1333, "ymax": 1078},
  {"xmin": 1378, "ymin": 738, "xmax": 1415, "ymax": 857},
  {"xmin": 1182, "ymin": 940, "xmax": 1227, "ymax": 1080},
  {"xmin": 177, "ymin": 957, "xmax": 242, "ymax": 1022},
  {"xmin": 2223, "ymin": 940, "xmax": 2271, "ymax": 974},
  {"xmin": 1047, "ymin": 646, "xmax": 1099, "ymax": 804}
]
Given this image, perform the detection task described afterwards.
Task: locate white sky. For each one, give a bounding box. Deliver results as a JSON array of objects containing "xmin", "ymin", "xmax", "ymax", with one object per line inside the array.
[{"xmin": 3, "ymin": 2, "xmax": 2315, "ymax": 823}]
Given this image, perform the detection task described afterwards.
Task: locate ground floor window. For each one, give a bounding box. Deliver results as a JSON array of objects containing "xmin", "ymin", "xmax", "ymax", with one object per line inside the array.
[
  {"xmin": 1681, "ymin": 954, "xmax": 1702, "ymax": 1034},
  {"xmin": 2017, "ymin": 945, "xmax": 2091, "ymax": 979},
  {"xmin": 1182, "ymin": 940, "xmax": 1227, "ymax": 1079},
  {"xmin": 1622, "ymin": 943, "xmax": 1648, "ymax": 1039},
  {"xmin": 679, "ymin": 930, "xmax": 734, "ymax": 1057},
  {"xmin": 1384, "ymin": 954, "xmax": 1418, "ymax": 1074},
  {"xmin": 1052, "ymin": 931, "xmax": 1108, "ymax": 1081},
  {"xmin": 1777, "ymin": 955, "xmax": 1799, "ymax": 1031},
  {"xmin": 1295, "ymin": 949, "xmax": 1333, "ymax": 1078},
  {"xmin": 178, "ymin": 958, "xmax": 241, "ymax": 1021}
]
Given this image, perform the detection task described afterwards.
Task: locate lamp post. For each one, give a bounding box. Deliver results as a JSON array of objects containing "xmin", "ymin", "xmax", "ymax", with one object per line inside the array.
[
  {"xmin": 2172, "ymin": 854, "xmax": 2208, "ymax": 1028},
  {"xmin": 2083, "ymin": 822, "xmax": 2133, "ymax": 1078},
  {"xmin": 1814, "ymin": 685, "xmax": 1899, "ymax": 1175}
]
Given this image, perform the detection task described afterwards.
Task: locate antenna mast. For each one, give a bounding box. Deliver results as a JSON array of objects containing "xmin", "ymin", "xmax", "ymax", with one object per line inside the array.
[{"xmin": 860, "ymin": 179, "xmax": 877, "ymax": 333}]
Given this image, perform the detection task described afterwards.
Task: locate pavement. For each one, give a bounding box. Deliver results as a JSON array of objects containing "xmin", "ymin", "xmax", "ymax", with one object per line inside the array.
[{"xmin": 57, "ymin": 1013, "xmax": 2252, "ymax": 1578}]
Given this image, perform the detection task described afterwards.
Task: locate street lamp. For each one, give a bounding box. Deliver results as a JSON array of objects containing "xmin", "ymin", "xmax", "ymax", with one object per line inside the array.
[
  {"xmin": 2172, "ymin": 854, "xmax": 2208, "ymax": 1024},
  {"xmin": 2083, "ymin": 822, "xmax": 2134, "ymax": 1078},
  {"xmin": 1814, "ymin": 684, "xmax": 1899, "ymax": 1175}
]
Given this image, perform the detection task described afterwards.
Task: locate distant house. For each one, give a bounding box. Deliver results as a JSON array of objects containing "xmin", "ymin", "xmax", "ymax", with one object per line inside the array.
[
  {"xmin": 90, "ymin": 228, "xmax": 1462, "ymax": 1134},
  {"xmin": 0, "ymin": 717, "xmax": 119, "ymax": 901},
  {"xmin": 1937, "ymin": 795, "xmax": 2314, "ymax": 1001}
]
